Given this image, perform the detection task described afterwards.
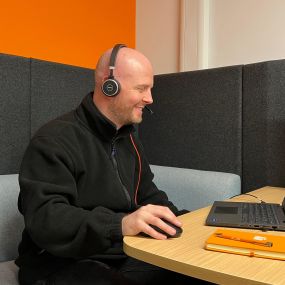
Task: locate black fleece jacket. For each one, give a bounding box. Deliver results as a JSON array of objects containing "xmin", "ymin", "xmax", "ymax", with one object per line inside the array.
[{"xmin": 16, "ymin": 93, "xmax": 181, "ymax": 281}]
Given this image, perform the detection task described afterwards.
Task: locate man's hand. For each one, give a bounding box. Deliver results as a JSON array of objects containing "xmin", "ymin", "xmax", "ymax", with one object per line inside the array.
[{"xmin": 122, "ymin": 204, "xmax": 182, "ymax": 240}]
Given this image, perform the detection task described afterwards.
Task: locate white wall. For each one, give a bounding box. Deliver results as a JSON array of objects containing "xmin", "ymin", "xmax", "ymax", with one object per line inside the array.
[
  {"xmin": 136, "ymin": 0, "xmax": 285, "ymax": 73},
  {"xmin": 136, "ymin": 0, "xmax": 180, "ymax": 74},
  {"xmin": 208, "ymin": 0, "xmax": 285, "ymax": 68}
]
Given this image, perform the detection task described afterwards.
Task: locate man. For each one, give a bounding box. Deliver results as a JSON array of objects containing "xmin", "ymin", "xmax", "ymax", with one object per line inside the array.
[{"xmin": 16, "ymin": 45, "xmax": 206, "ymax": 284}]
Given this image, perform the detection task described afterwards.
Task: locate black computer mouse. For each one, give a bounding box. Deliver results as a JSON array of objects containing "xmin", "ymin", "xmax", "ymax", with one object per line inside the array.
[{"xmin": 149, "ymin": 219, "xmax": 183, "ymax": 238}]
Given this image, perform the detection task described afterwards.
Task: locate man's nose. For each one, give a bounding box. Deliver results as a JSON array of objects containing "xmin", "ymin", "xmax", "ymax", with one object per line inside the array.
[{"xmin": 143, "ymin": 89, "xmax": 153, "ymax": 104}]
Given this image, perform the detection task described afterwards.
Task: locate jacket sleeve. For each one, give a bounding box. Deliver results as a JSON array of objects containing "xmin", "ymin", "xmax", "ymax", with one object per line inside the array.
[
  {"xmin": 134, "ymin": 138, "xmax": 188, "ymax": 216},
  {"xmin": 19, "ymin": 136, "xmax": 125, "ymax": 259}
]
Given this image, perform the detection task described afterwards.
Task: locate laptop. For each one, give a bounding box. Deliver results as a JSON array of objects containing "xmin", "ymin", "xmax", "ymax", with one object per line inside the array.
[{"xmin": 205, "ymin": 196, "xmax": 285, "ymax": 231}]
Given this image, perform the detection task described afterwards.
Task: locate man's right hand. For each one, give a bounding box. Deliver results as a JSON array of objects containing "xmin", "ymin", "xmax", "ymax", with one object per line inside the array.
[{"xmin": 121, "ymin": 204, "xmax": 182, "ymax": 240}]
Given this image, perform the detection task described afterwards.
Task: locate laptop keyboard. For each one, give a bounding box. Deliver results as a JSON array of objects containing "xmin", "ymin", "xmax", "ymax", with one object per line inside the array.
[{"xmin": 241, "ymin": 203, "xmax": 279, "ymax": 225}]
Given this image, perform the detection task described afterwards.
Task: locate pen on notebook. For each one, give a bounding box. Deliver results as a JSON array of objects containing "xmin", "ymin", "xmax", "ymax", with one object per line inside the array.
[{"xmin": 215, "ymin": 232, "xmax": 273, "ymax": 247}]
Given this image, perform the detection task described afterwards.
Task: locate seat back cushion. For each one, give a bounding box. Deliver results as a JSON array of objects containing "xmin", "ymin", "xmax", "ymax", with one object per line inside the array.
[
  {"xmin": 150, "ymin": 165, "xmax": 241, "ymax": 211},
  {"xmin": 0, "ymin": 174, "xmax": 24, "ymax": 262}
]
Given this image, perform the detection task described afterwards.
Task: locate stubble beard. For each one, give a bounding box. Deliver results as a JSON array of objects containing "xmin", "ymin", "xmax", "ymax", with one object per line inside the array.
[{"xmin": 109, "ymin": 104, "xmax": 143, "ymax": 127}]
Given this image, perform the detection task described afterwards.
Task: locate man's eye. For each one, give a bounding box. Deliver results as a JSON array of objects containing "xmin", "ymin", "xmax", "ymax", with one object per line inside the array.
[{"xmin": 137, "ymin": 87, "xmax": 146, "ymax": 92}]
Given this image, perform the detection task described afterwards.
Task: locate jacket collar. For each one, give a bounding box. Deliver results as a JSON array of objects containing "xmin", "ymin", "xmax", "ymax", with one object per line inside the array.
[{"xmin": 76, "ymin": 92, "xmax": 135, "ymax": 141}]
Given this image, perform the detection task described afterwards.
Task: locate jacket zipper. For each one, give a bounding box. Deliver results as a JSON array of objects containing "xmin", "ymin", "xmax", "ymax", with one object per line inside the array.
[{"xmin": 111, "ymin": 140, "xmax": 132, "ymax": 209}]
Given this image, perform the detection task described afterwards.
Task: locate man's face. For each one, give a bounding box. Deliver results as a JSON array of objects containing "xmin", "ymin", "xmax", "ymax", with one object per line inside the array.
[{"xmin": 108, "ymin": 60, "xmax": 153, "ymax": 128}]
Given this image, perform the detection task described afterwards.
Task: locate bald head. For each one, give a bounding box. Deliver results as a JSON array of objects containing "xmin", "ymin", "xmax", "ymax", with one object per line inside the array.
[
  {"xmin": 93, "ymin": 45, "xmax": 154, "ymax": 129},
  {"xmin": 94, "ymin": 46, "xmax": 153, "ymax": 93}
]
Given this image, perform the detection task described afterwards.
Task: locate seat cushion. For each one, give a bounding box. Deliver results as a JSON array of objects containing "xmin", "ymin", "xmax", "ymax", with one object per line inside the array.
[
  {"xmin": 0, "ymin": 260, "xmax": 19, "ymax": 285},
  {"xmin": 0, "ymin": 174, "xmax": 24, "ymax": 262}
]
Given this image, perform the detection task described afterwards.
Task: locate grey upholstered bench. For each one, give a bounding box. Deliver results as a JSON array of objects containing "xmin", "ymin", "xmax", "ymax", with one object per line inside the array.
[
  {"xmin": 0, "ymin": 167, "xmax": 240, "ymax": 284},
  {"xmin": 150, "ymin": 165, "xmax": 241, "ymax": 211},
  {"xmin": 0, "ymin": 174, "xmax": 23, "ymax": 285}
]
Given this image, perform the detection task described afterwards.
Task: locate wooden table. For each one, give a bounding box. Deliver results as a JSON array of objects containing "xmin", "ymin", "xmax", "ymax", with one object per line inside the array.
[{"xmin": 124, "ymin": 187, "xmax": 285, "ymax": 285}]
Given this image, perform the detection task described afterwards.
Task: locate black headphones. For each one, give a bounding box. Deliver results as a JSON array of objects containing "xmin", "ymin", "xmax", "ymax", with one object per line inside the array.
[{"xmin": 101, "ymin": 44, "xmax": 127, "ymax": 97}]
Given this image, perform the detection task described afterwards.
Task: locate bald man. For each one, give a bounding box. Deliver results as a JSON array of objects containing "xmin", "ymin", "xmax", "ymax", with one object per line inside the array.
[{"xmin": 16, "ymin": 45, "xmax": 208, "ymax": 285}]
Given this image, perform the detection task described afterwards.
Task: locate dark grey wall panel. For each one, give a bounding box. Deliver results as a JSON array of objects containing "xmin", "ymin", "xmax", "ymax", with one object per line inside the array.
[
  {"xmin": 2, "ymin": 53, "xmax": 285, "ymax": 194},
  {"xmin": 0, "ymin": 54, "xmax": 30, "ymax": 174},
  {"xmin": 243, "ymin": 60, "xmax": 285, "ymax": 192},
  {"xmin": 140, "ymin": 66, "xmax": 243, "ymax": 177},
  {"xmin": 31, "ymin": 59, "xmax": 94, "ymax": 135}
]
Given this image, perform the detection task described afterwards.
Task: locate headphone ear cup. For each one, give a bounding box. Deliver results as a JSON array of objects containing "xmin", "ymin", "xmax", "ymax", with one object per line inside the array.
[{"xmin": 102, "ymin": 78, "xmax": 121, "ymax": 97}]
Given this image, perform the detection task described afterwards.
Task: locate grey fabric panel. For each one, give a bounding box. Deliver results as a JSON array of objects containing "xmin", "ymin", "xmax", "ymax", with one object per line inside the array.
[
  {"xmin": 0, "ymin": 54, "xmax": 30, "ymax": 174},
  {"xmin": 150, "ymin": 165, "xmax": 241, "ymax": 211},
  {"xmin": 0, "ymin": 174, "xmax": 23, "ymax": 262},
  {"xmin": 31, "ymin": 59, "xmax": 94, "ymax": 135},
  {"xmin": 243, "ymin": 60, "xmax": 285, "ymax": 192},
  {"xmin": 140, "ymin": 66, "xmax": 243, "ymax": 176}
]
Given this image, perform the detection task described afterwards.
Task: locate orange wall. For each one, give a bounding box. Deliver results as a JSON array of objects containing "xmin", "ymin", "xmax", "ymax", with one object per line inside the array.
[{"xmin": 0, "ymin": 0, "xmax": 135, "ymax": 69}]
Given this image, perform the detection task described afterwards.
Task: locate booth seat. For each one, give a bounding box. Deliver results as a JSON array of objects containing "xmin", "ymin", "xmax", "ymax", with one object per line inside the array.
[{"xmin": 0, "ymin": 168, "xmax": 240, "ymax": 285}]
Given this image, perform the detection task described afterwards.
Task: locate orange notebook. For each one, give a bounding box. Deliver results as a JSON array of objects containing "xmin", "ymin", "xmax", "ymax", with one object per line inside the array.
[{"xmin": 205, "ymin": 228, "xmax": 285, "ymax": 261}]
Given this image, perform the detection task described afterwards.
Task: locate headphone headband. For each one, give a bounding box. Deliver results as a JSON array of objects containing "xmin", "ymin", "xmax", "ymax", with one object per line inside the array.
[{"xmin": 109, "ymin": 44, "xmax": 126, "ymax": 77}]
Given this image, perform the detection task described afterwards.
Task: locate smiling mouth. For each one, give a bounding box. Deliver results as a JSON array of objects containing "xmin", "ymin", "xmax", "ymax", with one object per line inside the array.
[{"xmin": 136, "ymin": 106, "xmax": 144, "ymax": 111}]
